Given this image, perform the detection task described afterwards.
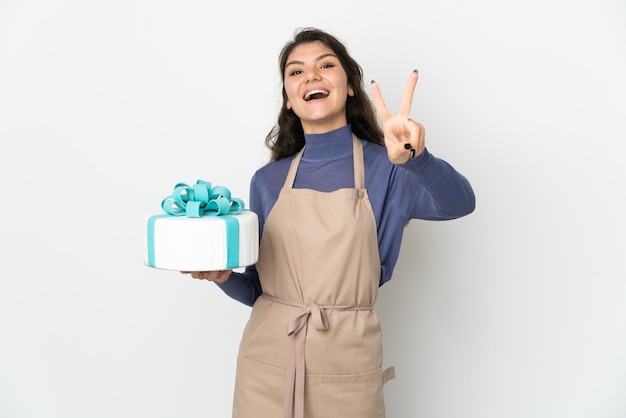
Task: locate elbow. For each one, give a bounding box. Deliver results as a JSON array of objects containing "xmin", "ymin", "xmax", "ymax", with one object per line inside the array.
[
  {"xmin": 457, "ymin": 187, "xmax": 476, "ymax": 218},
  {"xmin": 464, "ymin": 190, "xmax": 476, "ymax": 216},
  {"xmin": 447, "ymin": 187, "xmax": 476, "ymax": 219}
]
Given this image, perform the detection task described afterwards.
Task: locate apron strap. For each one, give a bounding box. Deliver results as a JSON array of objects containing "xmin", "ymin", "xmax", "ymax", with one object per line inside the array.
[
  {"xmin": 282, "ymin": 135, "xmax": 366, "ymax": 190},
  {"xmin": 284, "ymin": 147, "xmax": 305, "ymax": 188},
  {"xmin": 351, "ymin": 134, "xmax": 365, "ymax": 190}
]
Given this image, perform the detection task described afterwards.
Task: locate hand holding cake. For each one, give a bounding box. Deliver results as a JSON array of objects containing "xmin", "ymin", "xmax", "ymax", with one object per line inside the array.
[{"xmin": 180, "ymin": 269, "xmax": 232, "ymax": 283}]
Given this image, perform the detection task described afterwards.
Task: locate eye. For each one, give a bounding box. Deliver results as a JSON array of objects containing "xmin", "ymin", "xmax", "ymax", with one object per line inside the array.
[
  {"xmin": 321, "ymin": 63, "xmax": 335, "ymax": 69},
  {"xmin": 288, "ymin": 69, "xmax": 303, "ymax": 77}
]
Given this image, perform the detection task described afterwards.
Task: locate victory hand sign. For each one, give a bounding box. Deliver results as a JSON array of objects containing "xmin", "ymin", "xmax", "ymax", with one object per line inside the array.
[{"xmin": 370, "ymin": 70, "xmax": 425, "ymax": 164}]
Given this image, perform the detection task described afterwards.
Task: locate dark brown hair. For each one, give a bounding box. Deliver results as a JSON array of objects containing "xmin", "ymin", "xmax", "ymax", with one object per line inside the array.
[{"xmin": 265, "ymin": 27, "xmax": 384, "ymax": 160}]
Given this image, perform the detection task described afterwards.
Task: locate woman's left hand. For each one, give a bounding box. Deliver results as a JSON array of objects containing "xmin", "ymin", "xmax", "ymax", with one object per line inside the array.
[
  {"xmin": 370, "ymin": 70, "xmax": 425, "ymax": 164},
  {"xmin": 180, "ymin": 270, "xmax": 232, "ymax": 283}
]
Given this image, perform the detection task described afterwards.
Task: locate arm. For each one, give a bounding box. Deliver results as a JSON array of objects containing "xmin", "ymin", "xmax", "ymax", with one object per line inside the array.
[
  {"xmin": 371, "ymin": 71, "xmax": 474, "ymax": 220},
  {"xmin": 180, "ymin": 266, "xmax": 262, "ymax": 308},
  {"xmin": 214, "ymin": 265, "xmax": 262, "ymax": 307},
  {"xmin": 400, "ymin": 148, "xmax": 475, "ymax": 220}
]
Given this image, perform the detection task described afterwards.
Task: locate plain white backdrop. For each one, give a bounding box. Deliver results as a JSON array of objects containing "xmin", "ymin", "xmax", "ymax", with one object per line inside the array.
[{"xmin": 1, "ymin": 1, "xmax": 625, "ymax": 417}]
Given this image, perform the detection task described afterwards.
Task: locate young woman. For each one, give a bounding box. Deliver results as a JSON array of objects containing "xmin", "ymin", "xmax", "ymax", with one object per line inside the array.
[{"xmin": 183, "ymin": 27, "xmax": 475, "ymax": 418}]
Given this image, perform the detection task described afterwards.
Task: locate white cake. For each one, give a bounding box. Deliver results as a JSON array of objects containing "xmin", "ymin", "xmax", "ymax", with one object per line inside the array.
[
  {"xmin": 145, "ymin": 180, "xmax": 258, "ymax": 271},
  {"xmin": 145, "ymin": 210, "xmax": 258, "ymax": 271}
]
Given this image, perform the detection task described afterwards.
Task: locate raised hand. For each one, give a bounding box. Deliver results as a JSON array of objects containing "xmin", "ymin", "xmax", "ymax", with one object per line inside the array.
[{"xmin": 370, "ymin": 70, "xmax": 426, "ymax": 164}]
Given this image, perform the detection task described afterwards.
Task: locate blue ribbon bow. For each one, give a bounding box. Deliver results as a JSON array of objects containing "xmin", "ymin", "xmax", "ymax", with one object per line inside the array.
[{"xmin": 161, "ymin": 180, "xmax": 245, "ymax": 218}]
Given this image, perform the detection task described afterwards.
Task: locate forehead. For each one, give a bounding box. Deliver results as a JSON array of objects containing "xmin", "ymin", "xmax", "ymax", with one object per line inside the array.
[{"xmin": 286, "ymin": 41, "xmax": 336, "ymax": 63}]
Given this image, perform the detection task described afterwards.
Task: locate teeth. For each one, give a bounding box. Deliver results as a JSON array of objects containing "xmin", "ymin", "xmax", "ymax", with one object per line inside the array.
[{"xmin": 304, "ymin": 90, "xmax": 329, "ymax": 101}]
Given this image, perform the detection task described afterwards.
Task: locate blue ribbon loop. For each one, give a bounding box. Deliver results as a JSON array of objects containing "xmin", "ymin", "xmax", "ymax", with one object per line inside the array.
[{"xmin": 161, "ymin": 180, "xmax": 244, "ymax": 218}]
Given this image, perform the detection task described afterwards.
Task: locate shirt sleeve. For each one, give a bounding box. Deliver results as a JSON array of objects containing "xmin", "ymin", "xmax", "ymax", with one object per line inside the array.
[
  {"xmin": 214, "ymin": 265, "xmax": 262, "ymax": 307},
  {"xmin": 399, "ymin": 148, "xmax": 475, "ymax": 220}
]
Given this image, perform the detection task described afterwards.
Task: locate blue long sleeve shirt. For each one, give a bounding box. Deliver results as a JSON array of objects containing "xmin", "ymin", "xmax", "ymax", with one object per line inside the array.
[{"xmin": 217, "ymin": 124, "xmax": 475, "ymax": 306}]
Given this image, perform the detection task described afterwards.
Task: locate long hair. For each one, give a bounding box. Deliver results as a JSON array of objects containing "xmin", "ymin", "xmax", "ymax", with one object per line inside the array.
[{"xmin": 265, "ymin": 27, "xmax": 384, "ymax": 161}]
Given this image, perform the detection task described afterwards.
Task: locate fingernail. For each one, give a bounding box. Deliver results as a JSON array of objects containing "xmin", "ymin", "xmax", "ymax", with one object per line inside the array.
[
  {"xmin": 413, "ymin": 69, "xmax": 419, "ymax": 73},
  {"xmin": 371, "ymin": 80, "xmax": 375, "ymax": 84},
  {"xmin": 404, "ymin": 143, "xmax": 412, "ymax": 150}
]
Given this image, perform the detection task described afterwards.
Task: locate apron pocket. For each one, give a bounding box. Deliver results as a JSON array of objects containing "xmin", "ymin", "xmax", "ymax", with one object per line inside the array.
[
  {"xmin": 233, "ymin": 357, "xmax": 286, "ymax": 418},
  {"xmin": 306, "ymin": 367, "xmax": 386, "ymax": 418}
]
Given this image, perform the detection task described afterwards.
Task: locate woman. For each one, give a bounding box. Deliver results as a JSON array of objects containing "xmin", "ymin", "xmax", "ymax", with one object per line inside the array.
[{"xmin": 183, "ymin": 27, "xmax": 475, "ymax": 418}]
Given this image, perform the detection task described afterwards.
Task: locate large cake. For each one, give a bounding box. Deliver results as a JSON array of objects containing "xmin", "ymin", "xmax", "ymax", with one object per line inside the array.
[{"xmin": 145, "ymin": 180, "xmax": 258, "ymax": 271}]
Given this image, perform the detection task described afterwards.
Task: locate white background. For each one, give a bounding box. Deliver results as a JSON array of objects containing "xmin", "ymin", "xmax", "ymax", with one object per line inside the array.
[{"xmin": 1, "ymin": 1, "xmax": 625, "ymax": 417}]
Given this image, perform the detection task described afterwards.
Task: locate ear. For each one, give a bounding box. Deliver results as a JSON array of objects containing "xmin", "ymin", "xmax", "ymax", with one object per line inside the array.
[
  {"xmin": 286, "ymin": 99, "xmax": 292, "ymax": 109},
  {"xmin": 348, "ymin": 85, "xmax": 355, "ymax": 97}
]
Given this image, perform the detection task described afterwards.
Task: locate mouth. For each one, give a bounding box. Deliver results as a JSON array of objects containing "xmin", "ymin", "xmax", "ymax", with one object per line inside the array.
[{"xmin": 304, "ymin": 89, "xmax": 330, "ymax": 101}]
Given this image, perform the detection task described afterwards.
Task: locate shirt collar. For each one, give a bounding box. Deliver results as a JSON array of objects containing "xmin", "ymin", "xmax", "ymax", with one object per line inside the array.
[{"xmin": 302, "ymin": 124, "xmax": 353, "ymax": 162}]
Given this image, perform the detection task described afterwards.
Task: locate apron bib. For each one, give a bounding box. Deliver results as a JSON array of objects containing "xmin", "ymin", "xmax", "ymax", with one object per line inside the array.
[{"xmin": 232, "ymin": 136, "xmax": 394, "ymax": 418}]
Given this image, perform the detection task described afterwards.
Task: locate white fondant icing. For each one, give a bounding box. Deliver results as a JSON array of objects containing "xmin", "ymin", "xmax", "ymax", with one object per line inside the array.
[{"xmin": 145, "ymin": 211, "xmax": 258, "ymax": 271}]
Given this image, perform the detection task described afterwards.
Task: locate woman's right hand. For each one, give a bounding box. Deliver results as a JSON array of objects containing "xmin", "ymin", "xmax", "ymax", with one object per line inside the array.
[{"xmin": 180, "ymin": 270, "xmax": 232, "ymax": 283}]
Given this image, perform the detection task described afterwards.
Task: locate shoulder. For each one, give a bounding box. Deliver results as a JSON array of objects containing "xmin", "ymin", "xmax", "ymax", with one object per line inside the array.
[{"xmin": 251, "ymin": 154, "xmax": 296, "ymax": 188}]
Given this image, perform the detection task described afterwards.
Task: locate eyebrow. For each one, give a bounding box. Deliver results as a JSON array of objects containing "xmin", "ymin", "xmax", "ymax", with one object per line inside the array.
[{"xmin": 285, "ymin": 53, "xmax": 338, "ymax": 68}]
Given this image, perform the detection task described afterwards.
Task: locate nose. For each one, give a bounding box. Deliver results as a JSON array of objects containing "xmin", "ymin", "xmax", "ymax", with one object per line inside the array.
[{"xmin": 304, "ymin": 67, "xmax": 321, "ymax": 83}]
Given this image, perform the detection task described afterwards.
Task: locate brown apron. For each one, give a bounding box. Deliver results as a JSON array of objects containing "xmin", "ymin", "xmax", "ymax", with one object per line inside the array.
[{"xmin": 232, "ymin": 136, "xmax": 394, "ymax": 418}]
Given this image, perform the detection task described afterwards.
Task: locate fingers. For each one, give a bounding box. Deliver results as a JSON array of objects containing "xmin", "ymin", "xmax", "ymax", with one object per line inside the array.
[
  {"xmin": 180, "ymin": 270, "xmax": 232, "ymax": 283},
  {"xmin": 398, "ymin": 70, "xmax": 419, "ymax": 118},
  {"xmin": 383, "ymin": 119, "xmax": 426, "ymax": 165},
  {"xmin": 371, "ymin": 70, "xmax": 419, "ymax": 122},
  {"xmin": 407, "ymin": 120, "xmax": 426, "ymax": 156},
  {"xmin": 370, "ymin": 80, "xmax": 392, "ymax": 122}
]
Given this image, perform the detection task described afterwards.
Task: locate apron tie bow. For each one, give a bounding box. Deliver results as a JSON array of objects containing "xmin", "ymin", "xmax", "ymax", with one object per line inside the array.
[
  {"xmin": 261, "ymin": 294, "xmax": 372, "ymax": 418},
  {"xmin": 286, "ymin": 303, "xmax": 328, "ymax": 337}
]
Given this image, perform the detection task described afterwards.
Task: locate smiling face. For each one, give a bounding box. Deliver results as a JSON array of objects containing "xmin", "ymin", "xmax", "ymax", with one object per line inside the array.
[{"xmin": 283, "ymin": 41, "xmax": 354, "ymax": 134}]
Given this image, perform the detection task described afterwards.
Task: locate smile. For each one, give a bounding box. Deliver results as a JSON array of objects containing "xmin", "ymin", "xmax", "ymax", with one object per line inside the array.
[{"xmin": 304, "ymin": 89, "xmax": 330, "ymax": 101}]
